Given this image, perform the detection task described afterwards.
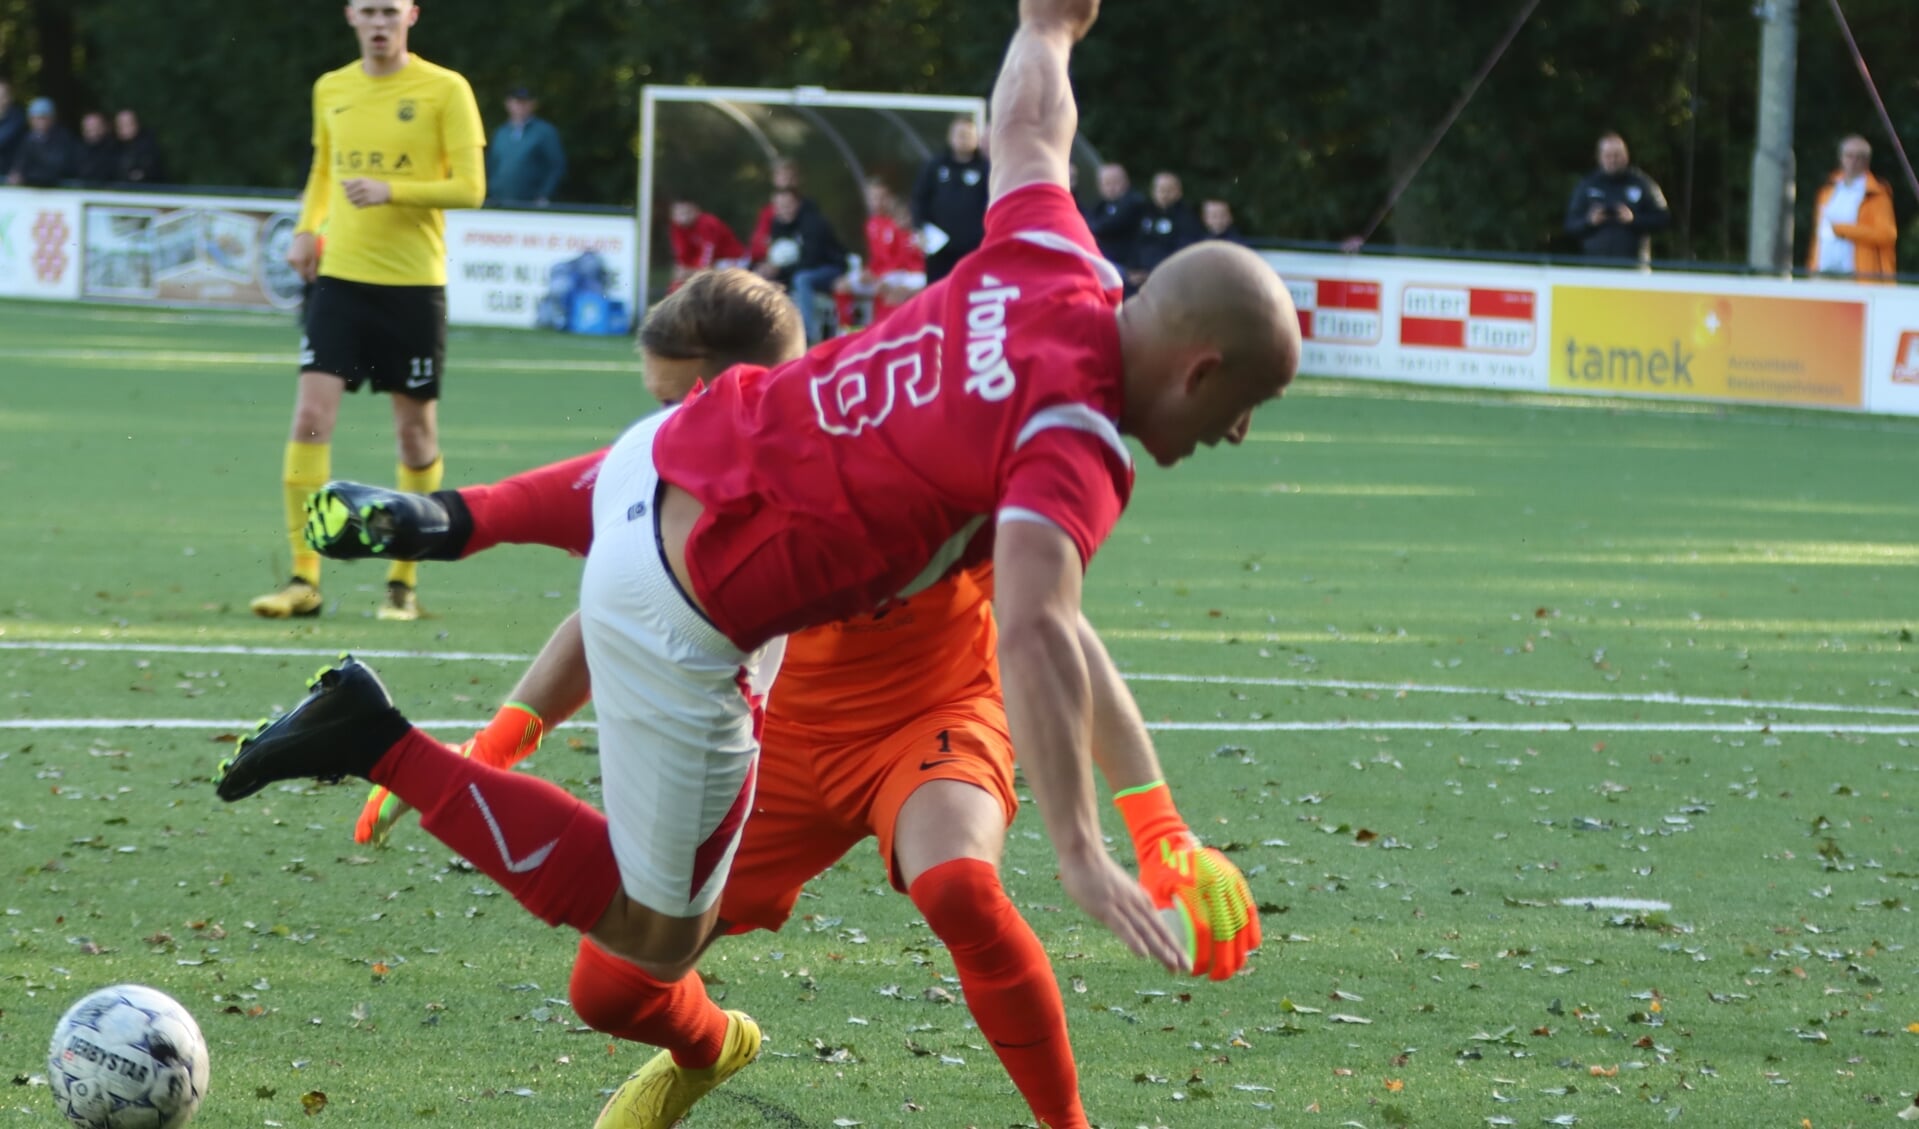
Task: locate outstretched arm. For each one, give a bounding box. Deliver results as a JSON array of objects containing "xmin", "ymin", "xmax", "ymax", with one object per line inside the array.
[
  {"xmin": 987, "ymin": 0, "xmax": 1100, "ymax": 204},
  {"xmin": 994, "ymin": 518, "xmax": 1184, "ymax": 971},
  {"xmin": 1078, "ymin": 612, "xmax": 1264, "ymax": 980}
]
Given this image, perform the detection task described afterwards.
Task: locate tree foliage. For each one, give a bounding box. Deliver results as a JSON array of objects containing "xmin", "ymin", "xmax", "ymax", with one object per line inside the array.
[{"xmin": 0, "ymin": 0, "xmax": 1912, "ymax": 270}]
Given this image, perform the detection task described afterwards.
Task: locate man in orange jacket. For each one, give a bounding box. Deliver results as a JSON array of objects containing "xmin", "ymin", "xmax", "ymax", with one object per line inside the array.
[{"xmin": 1809, "ymin": 135, "xmax": 1897, "ymax": 280}]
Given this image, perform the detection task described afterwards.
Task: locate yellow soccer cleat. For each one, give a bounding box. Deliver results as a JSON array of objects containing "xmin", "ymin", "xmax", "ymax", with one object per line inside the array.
[
  {"xmin": 250, "ymin": 578, "xmax": 323, "ymax": 619},
  {"xmin": 376, "ymin": 581, "xmax": 421, "ymax": 622},
  {"xmin": 593, "ymin": 1011, "xmax": 761, "ymax": 1129}
]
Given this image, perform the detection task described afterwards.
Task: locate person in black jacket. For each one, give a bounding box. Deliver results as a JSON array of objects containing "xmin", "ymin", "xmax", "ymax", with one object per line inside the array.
[
  {"xmin": 1563, "ymin": 133, "xmax": 1670, "ymax": 265},
  {"xmin": 113, "ymin": 109, "xmax": 167, "ymax": 185},
  {"xmin": 1130, "ymin": 170, "xmax": 1204, "ymax": 287},
  {"xmin": 0, "ymin": 82, "xmax": 27, "ymax": 178},
  {"xmin": 1085, "ymin": 162, "xmax": 1146, "ymax": 281},
  {"xmin": 754, "ymin": 186, "xmax": 847, "ymax": 343},
  {"xmin": 6, "ymin": 97, "xmax": 77, "ymax": 187},
  {"xmin": 1200, "ymin": 198, "xmax": 1246, "ymax": 245},
  {"xmin": 910, "ymin": 115, "xmax": 989, "ymax": 282},
  {"xmin": 73, "ymin": 112, "xmax": 119, "ymax": 183}
]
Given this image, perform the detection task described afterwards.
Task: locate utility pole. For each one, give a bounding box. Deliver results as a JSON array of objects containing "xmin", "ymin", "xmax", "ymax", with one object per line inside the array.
[{"xmin": 1747, "ymin": 0, "xmax": 1799, "ymax": 273}]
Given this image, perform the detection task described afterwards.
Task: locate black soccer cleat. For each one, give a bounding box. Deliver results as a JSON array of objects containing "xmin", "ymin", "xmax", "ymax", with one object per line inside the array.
[
  {"xmin": 304, "ymin": 481, "xmax": 456, "ymax": 561},
  {"xmin": 213, "ymin": 655, "xmax": 413, "ymax": 802}
]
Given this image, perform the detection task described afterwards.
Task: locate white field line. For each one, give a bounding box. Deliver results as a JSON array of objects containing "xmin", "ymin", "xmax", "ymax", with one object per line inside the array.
[
  {"xmin": 6, "ymin": 718, "xmax": 1918, "ymax": 735},
  {"xmin": 1557, "ymin": 897, "xmax": 1672, "ymax": 912},
  {"xmin": 0, "ymin": 640, "xmax": 530, "ymax": 662},
  {"xmin": 1125, "ymin": 672, "xmax": 1919, "ymax": 719},
  {"xmin": 5, "ymin": 639, "xmax": 1912, "ymax": 719}
]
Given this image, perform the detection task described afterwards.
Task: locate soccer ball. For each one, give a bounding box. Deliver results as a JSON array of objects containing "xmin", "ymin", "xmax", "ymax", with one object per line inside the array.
[{"xmin": 47, "ymin": 984, "xmax": 209, "ymax": 1129}]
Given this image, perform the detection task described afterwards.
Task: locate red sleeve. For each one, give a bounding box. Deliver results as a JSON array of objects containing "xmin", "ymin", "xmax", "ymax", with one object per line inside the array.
[
  {"xmin": 668, "ymin": 224, "xmax": 696, "ymax": 269},
  {"xmin": 999, "ymin": 425, "xmax": 1132, "ymax": 568},
  {"xmin": 707, "ymin": 214, "xmax": 746, "ymax": 261},
  {"xmin": 983, "ymin": 183, "xmax": 1100, "ymax": 257},
  {"xmin": 899, "ymin": 227, "xmax": 926, "ymax": 272},
  {"xmin": 747, "ymin": 204, "xmax": 775, "ymax": 262}
]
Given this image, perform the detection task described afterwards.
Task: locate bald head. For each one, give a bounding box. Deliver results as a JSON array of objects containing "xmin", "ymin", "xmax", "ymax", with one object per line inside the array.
[{"xmin": 1116, "ymin": 241, "xmax": 1300, "ymax": 467}]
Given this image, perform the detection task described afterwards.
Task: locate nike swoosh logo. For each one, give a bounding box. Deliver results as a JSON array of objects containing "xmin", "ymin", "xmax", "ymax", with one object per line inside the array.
[
  {"xmin": 331, "ymin": 106, "xmax": 351, "ymax": 114},
  {"xmin": 405, "ymin": 375, "xmax": 432, "ymax": 388},
  {"xmin": 919, "ymin": 758, "xmax": 960, "ymax": 771},
  {"xmin": 467, "ymin": 782, "xmax": 557, "ymax": 873}
]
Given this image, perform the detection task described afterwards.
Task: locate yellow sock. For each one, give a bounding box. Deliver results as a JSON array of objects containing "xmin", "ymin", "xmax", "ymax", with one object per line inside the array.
[
  {"xmin": 387, "ymin": 456, "xmax": 443, "ymax": 588},
  {"xmin": 284, "ymin": 441, "xmax": 330, "ymax": 585}
]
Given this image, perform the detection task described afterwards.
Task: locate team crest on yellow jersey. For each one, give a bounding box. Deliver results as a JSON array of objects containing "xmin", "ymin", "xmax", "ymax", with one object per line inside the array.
[{"xmin": 397, "ymin": 99, "xmax": 417, "ymax": 122}]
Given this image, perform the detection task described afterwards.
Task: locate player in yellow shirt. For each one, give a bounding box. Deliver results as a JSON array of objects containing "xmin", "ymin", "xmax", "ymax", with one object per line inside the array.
[{"xmin": 252, "ymin": 0, "xmax": 485, "ymax": 622}]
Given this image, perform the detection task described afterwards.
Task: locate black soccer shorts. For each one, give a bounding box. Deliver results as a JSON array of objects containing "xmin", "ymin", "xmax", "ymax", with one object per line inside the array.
[{"xmin": 299, "ymin": 277, "xmax": 448, "ymax": 400}]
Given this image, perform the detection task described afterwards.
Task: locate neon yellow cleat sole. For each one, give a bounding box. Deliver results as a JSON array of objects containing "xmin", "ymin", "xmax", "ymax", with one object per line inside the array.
[
  {"xmin": 250, "ymin": 578, "xmax": 322, "ymax": 619},
  {"xmin": 376, "ymin": 581, "xmax": 420, "ymax": 621}
]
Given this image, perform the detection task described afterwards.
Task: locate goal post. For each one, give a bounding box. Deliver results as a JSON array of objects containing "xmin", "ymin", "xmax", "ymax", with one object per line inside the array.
[{"xmin": 636, "ymin": 85, "xmax": 987, "ymax": 319}]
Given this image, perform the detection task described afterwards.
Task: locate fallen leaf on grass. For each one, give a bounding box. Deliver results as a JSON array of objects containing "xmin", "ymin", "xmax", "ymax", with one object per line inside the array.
[{"xmin": 300, "ymin": 1091, "xmax": 327, "ymax": 1116}]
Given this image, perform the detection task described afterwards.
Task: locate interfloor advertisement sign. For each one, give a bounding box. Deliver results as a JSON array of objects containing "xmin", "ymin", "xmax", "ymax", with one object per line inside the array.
[{"xmin": 1263, "ymin": 249, "xmax": 1912, "ymax": 416}]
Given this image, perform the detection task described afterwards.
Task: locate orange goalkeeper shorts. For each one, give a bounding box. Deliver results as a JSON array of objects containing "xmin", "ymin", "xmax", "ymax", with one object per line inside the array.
[{"xmin": 717, "ymin": 697, "xmax": 1015, "ymax": 934}]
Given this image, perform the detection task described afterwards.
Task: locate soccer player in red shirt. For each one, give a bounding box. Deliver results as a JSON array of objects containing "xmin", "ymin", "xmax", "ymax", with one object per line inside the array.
[
  {"xmin": 835, "ymin": 177, "xmax": 927, "ymax": 330},
  {"xmin": 665, "ymin": 197, "xmax": 746, "ymax": 290},
  {"xmin": 307, "ymin": 266, "xmax": 1256, "ymax": 1125},
  {"xmin": 217, "ymin": 0, "xmax": 1298, "ymax": 1106}
]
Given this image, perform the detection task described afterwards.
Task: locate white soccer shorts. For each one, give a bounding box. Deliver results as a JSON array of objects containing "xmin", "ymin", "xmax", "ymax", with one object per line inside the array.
[{"xmin": 579, "ymin": 409, "xmax": 784, "ymax": 917}]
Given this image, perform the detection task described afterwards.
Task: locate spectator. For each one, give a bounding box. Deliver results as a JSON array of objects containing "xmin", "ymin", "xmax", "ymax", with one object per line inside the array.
[
  {"xmin": 834, "ymin": 177, "xmax": 925, "ymax": 329},
  {"xmin": 1563, "ymin": 132, "xmax": 1670, "ymax": 265},
  {"xmin": 1808, "ymin": 134, "xmax": 1896, "ymax": 280},
  {"xmin": 74, "ymin": 111, "xmax": 119, "ymax": 183},
  {"xmin": 1085, "ymin": 161, "xmax": 1146, "ymax": 275},
  {"xmin": 910, "ymin": 114, "xmax": 989, "ymax": 281},
  {"xmin": 754, "ymin": 186, "xmax": 846, "ymax": 343},
  {"xmin": 113, "ymin": 109, "xmax": 166, "ymax": 184},
  {"xmin": 1129, "ymin": 170, "xmax": 1203, "ymax": 287},
  {"xmin": 0, "ymin": 81, "xmax": 26, "ymax": 177},
  {"xmin": 1200, "ymin": 198, "xmax": 1245, "ymax": 244},
  {"xmin": 666, "ymin": 196, "xmax": 747, "ymax": 289},
  {"xmin": 6, "ymin": 97, "xmax": 77, "ymax": 187},
  {"xmin": 485, "ymin": 86, "xmax": 565, "ymax": 205},
  {"xmin": 748, "ymin": 158, "xmax": 813, "ymax": 263}
]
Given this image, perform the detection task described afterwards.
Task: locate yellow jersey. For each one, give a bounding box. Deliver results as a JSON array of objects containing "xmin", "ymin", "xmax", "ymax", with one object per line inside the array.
[{"xmin": 296, "ymin": 55, "xmax": 486, "ymax": 287}]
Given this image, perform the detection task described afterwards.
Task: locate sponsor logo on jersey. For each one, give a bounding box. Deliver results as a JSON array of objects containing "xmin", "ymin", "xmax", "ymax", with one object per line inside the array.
[
  {"xmin": 333, "ymin": 150, "xmax": 414, "ymax": 173},
  {"xmin": 964, "ymin": 274, "xmax": 1019, "ymax": 402}
]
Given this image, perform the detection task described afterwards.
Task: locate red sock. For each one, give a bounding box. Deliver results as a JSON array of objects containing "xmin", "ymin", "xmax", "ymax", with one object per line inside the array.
[
  {"xmin": 569, "ymin": 936, "xmax": 729, "ymax": 1068},
  {"xmin": 457, "ymin": 449, "xmax": 607, "ymax": 558},
  {"xmin": 369, "ymin": 729, "xmax": 620, "ymax": 931},
  {"xmin": 909, "ymin": 858, "xmax": 1086, "ymax": 1129}
]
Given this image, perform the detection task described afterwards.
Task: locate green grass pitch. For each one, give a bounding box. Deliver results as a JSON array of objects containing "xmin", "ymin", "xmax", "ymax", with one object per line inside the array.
[{"xmin": 2, "ymin": 298, "xmax": 1917, "ymax": 1128}]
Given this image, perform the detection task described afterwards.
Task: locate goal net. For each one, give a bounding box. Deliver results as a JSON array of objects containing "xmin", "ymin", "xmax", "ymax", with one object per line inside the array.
[{"xmin": 636, "ymin": 85, "xmax": 991, "ymax": 318}]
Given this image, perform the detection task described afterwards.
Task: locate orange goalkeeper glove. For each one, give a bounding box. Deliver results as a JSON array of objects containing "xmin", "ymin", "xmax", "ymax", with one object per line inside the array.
[
  {"xmin": 352, "ymin": 702, "xmax": 545, "ymax": 846},
  {"xmin": 1114, "ymin": 780, "xmax": 1261, "ymax": 981}
]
